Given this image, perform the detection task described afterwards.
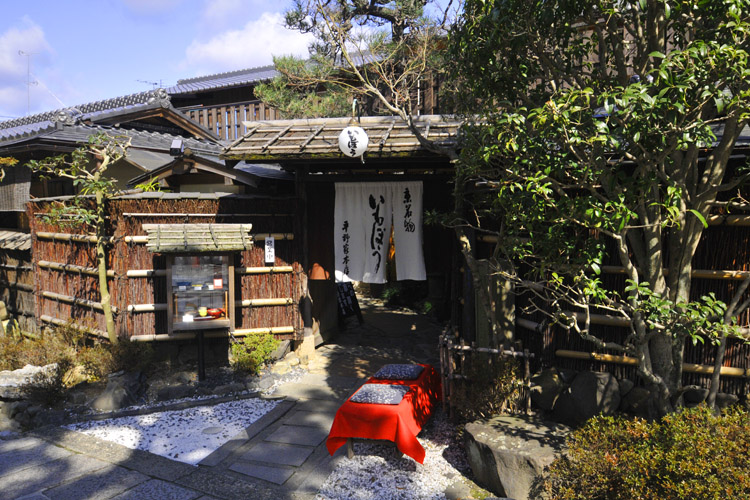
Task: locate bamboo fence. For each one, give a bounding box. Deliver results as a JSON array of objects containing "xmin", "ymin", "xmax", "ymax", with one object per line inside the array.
[
  {"xmin": 27, "ymin": 195, "xmax": 304, "ymax": 342},
  {"xmin": 508, "ymin": 223, "xmax": 750, "ymax": 396}
]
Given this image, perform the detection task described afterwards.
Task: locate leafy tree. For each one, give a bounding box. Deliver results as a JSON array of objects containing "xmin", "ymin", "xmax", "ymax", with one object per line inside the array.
[
  {"xmin": 256, "ymin": 0, "xmax": 457, "ymax": 144},
  {"xmin": 0, "ymin": 156, "xmax": 18, "ymax": 182},
  {"xmin": 28, "ymin": 133, "xmax": 130, "ymax": 343},
  {"xmin": 449, "ymin": 0, "xmax": 750, "ymax": 413}
]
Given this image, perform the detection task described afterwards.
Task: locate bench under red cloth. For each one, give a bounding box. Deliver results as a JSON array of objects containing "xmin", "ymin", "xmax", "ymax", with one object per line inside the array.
[{"xmin": 326, "ymin": 364, "xmax": 442, "ymax": 464}]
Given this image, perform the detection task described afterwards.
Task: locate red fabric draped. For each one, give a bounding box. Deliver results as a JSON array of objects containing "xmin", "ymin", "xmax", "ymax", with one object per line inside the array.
[{"xmin": 326, "ymin": 364, "xmax": 441, "ymax": 464}]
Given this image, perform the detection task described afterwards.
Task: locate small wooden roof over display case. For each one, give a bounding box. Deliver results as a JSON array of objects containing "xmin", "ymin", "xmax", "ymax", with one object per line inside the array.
[{"xmin": 142, "ymin": 223, "xmax": 254, "ymax": 253}]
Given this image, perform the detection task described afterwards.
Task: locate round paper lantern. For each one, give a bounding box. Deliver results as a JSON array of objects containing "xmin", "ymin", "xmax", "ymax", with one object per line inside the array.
[{"xmin": 338, "ymin": 126, "xmax": 369, "ymax": 158}]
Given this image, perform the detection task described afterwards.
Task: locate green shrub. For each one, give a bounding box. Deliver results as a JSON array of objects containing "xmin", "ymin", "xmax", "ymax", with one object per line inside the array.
[
  {"xmin": 0, "ymin": 329, "xmax": 76, "ymax": 371},
  {"xmin": 230, "ymin": 333, "xmax": 280, "ymax": 374},
  {"xmin": 449, "ymin": 353, "xmax": 523, "ymax": 422},
  {"xmin": 22, "ymin": 356, "xmax": 74, "ymax": 407},
  {"xmin": 536, "ymin": 406, "xmax": 750, "ymax": 500}
]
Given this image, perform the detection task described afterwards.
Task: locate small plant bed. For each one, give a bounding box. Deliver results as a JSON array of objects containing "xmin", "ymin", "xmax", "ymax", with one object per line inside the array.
[{"xmin": 536, "ymin": 406, "xmax": 750, "ymax": 500}]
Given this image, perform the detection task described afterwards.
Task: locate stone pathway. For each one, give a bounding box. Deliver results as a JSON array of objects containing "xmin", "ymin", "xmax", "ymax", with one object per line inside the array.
[{"xmin": 0, "ymin": 300, "xmax": 472, "ymax": 500}]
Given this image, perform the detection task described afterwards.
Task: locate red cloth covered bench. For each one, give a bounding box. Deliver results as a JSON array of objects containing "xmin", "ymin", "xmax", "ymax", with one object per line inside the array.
[{"xmin": 326, "ymin": 364, "xmax": 441, "ymax": 464}]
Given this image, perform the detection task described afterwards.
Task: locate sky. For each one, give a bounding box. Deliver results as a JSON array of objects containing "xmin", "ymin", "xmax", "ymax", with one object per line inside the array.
[{"xmin": 0, "ymin": 0, "xmax": 317, "ymax": 119}]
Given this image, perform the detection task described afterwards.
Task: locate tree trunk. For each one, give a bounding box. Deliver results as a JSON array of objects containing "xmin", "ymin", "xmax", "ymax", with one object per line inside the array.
[{"xmin": 95, "ymin": 189, "xmax": 117, "ymax": 343}]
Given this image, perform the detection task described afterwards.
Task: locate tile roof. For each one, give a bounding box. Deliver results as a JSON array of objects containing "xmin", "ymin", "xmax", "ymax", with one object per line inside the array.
[
  {"xmin": 0, "ymin": 89, "xmax": 179, "ymax": 143},
  {"xmin": 167, "ymin": 52, "xmax": 379, "ymax": 95},
  {"xmin": 167, "ymin": 66, "xmax": 278, "ymax": 95},
  {"xmin": 223, "ymin": 115, "xmax": 462, "ymax": 161},
  {"xmin": 0, "ymin": 230, "xmax": 31, "ymax": 251}
]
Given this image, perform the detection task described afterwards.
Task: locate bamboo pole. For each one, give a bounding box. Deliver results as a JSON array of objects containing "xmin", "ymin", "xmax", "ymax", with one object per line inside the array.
[
  {"xmin": 129, "ymin": 327, "xmax": 296, "ymax": 342},
  {"xmin": 233, "ymin": 326, "xmax": 296, "ymax": 335},
  {"xmin": 447, "ymin": 343, "xmax": 535, "ymax": 358},
  {"xmin": 517, "ymin": 318, "xmax": 543, "ymax": 332},
  {"xmin": 127, "ymin": 269, "xmax": 167, "ymax": 278},
  {"xmin": 707, "ymin": 214, "xmax": 750, "ymax": 226},
  {"xmin": 0, "ymin": 280, "xmax": 33, "ymax": 292},
  {"xmin": 236, "ymin": 266, "xmax": 294, "ymax": 274},
  {"xmin": 39, "ymin": 315, "xmax": 109, "ymax": 339},
  {"xmin": 601, "ymin": 265, "xmax": 750, "ymax": 281},
  {"xmin": 237, "ymin": 298, "xmax": 294, "ymax": 307},
  {"xmin": 127, "ymin": 304, "xmax": 167, "ymax": 312},
  {"xmin": 38, "ymin": 260, "xmax": 116, "ymax": 277},
  {"xmin": 122, "ymin": 212, "xmax": 293, "ymax": 218},
  {"xmin": 556, "ymin": 349, "xmax": 749, "ymax": 377},
  {"xmin": 36, "ymin": 231, "xmax": 98, "ymax": 243},
  {"xmin": 41, "ymin": 290, "xmax": 118, "ymax": 313},
  {"xmin": 565, "ymin": 311, "xmax": 630, "ymax": 327},
  {"xmin": 0, "ymin": 264, "xmax": 32, "ymax": 271},
  {"xmin": 124, "ymin": 233, "xmax": 294, "ymax": 244},
  {"xmin": 563, "ymin": 311, "xmax": 750, "ymax": 336}
]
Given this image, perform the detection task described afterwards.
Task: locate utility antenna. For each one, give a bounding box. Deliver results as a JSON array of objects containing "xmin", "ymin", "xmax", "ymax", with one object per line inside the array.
[
  {"xmin": 137, "ymin": 79, "xmax": 159, "ymax": 89},
  {"xmin": 18, "ymin": 50, "xmax": 38, "ymax": 116}
]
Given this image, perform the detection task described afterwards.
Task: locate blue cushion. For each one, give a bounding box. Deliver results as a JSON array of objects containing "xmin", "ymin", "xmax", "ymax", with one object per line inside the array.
[
  {"xmin": 373, "ymin": 364, "xmax": 424, "ymax": 381},
  {"xmin": 350, "ymin": 383, "xmax": 410, "ymax": 405}
]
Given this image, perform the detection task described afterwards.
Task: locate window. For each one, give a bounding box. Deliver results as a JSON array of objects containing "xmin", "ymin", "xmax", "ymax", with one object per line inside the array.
[{"xmin": 167, "ymin": 254, "xmax": 234, "ymax": 333}]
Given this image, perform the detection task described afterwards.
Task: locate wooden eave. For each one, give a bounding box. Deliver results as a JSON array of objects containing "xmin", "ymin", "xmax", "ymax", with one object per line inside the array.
[
  {"xmin": 89, "ymin": 108, "xmax": 220, "ymax": 142},
  {"xmin": 222, "ymin": 115, "xmax": 461, "ymax": 162},
  {"xmin": 142, "ymin": 223, "xmax": 253, "ymax": 253},
  {"xmin": 127, "ymin": 158, "xmax": 258, "ymax": 188}
]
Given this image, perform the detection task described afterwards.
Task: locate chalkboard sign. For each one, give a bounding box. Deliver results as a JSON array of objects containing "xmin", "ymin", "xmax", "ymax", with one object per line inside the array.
[{"xmin": 336, "ymin": 282, "xmax": 363, "ymax": 324}]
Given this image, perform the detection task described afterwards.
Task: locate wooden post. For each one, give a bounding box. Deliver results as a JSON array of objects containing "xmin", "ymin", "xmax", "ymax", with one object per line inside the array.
[
  {"xmin": 523, "ymin": 349, "xmax": 531, "ymax": 415},
  {"xmin": 198, "ymin": 330, "xmax": 206, "ymax": 381}
]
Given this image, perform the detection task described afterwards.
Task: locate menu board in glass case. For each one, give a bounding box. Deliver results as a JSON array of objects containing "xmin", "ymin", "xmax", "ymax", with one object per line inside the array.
[{"xmin": 169, "ymin": 255, "xmax": 231, "ymax": 331}]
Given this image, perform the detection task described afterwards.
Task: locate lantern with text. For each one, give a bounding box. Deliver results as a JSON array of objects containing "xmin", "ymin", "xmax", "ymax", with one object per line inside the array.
[{"xmin": 338, "ymin": 126, "xmax": 369, "ymax": 158}]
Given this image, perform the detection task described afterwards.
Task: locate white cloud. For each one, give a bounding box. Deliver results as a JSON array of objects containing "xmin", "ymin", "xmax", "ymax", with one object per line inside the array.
[
  {"xmin": 181, "ymin": 11, "xmax": 314, "ymax": 76},
  {"xmin": 121, "ymin": 0, "xmax": 184, "ymax": 15},
  {"xmin": 0, "ymin": 18, "xmax": 55, "ymax": 117},
  {"xmin": 0, "ymin": 18, "xmax": 51, "ymax": 83},
  {"xmin": 200, "ymin": 0, "xmax": 244, "ymax": 22}
]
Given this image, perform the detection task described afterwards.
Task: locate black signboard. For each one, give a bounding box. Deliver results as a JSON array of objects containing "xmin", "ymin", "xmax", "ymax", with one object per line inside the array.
[{"xmin": 336, "ymin": 282, "xmax": 363, "ymax": 324}]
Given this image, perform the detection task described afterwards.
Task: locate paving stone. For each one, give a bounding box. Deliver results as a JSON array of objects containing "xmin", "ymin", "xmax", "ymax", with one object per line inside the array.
[
  {"xmin": 110, "ymin": 479, "xmax": 202, "ymax": 500},
  {"xmin": 265, "ymin": 424, "xmax": 328, "ymax": 447},
  {"xmin": 0, "ymin": 441, "xmax": 72, "ymax": 476},
  {"xmin": 240, "ymin": 441, "xmax": 314, "ymax": 466},
  {"xmin": 0, "ymin": 436, "xmax": 46, "ymax": 453},
  {"xmin": 42, "ymin": 464, "xmax": 148, "ymax": 500},
  {"xmin": 287, "ymin": 410, "xmax": 335, "ymax": 430},
  {"xmin": 176, "ymin": 467, "xmax": 279, "ymax": 500},
  {"xmin": 296, "ymin": 373, "xmax": 366, "ymax": 390},
  {"xmin": 273, "ymin": 382, "xmax": 352, "ymax": 401},
  {"xmin": 0, "ymin": 454, "xmax": 110, "ymax": 499},
  {"xmin": 229, "ymin": 462, "xmax": 294, "ymax": 485},
  {"xmin": 291, "ymin": 399, "xmax": 344, "ymax": 414}
]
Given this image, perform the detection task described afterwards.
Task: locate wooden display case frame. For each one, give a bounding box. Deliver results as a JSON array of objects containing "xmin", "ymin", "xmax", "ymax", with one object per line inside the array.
[{"xmin": 166, "ymin": 253, "xmax": 235, "ymax": 334}]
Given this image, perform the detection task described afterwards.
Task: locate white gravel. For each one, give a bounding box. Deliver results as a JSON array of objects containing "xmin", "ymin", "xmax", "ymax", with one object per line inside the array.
[
  {"xmin": 316, "ymin": 410, "xmax": 471, "ymax": 500},
  {"xmin": 64, "ymin": 398, "xmax": 279, "ymax": 465},
  {"xmin": 60, "ymin": 368, "xmax": 475, "ymax": 499}
]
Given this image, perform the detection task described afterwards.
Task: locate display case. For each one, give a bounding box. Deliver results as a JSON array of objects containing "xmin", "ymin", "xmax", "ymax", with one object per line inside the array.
[{"xmin": 167, "ymin": 254, "xmax": 234, "ymax": 333}]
